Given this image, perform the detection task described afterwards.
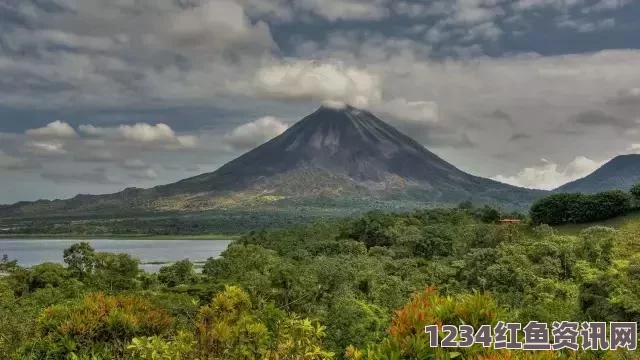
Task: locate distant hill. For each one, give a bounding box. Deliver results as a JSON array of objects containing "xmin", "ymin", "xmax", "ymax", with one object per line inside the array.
[
  {"xmin": 0, "ymin": 105, "xmax": 545, "ymax": 218},
  {"xmin": 555, "ymin": 154, "xmax": 640, "ymax": 194}
]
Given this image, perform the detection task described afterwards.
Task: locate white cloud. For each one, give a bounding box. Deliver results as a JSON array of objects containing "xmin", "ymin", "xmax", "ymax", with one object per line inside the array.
[
  {"xmin": 237, "ymin": 0, "xmax": 295, "ymax": 22},
  {"xmin": 584, "ymin": 0, "xmax": 632, "ymax": 12},
  {"xmin": 80, "ymin": 123, "xmax": 198, "ymax": 149},
  {"xmin": 119, "ymin": 123, "xmax": 174, "ymax": 143},
  {"xmin": 628, "ymin": 144, "xmax": 640, "ymax": 154},
  {"xmin": 513, "ymin": 0, "xmax": 582, "ymax": 11},
  {"xmin": 374, "ymin": 98, "xmax": 440, "ymax": 124},
  {"xmin": 453, "ymin": 0, "xmax": 504, "ymax": 25},
  {"xmin": 556, "ymin": 16, "xmax": 615, "ymax": 33},
  {"xmin": 224, "ymin": 116, "xmax": 289, "ymax": 150},
  {"xmin": 25, "ymin": 121, "xmax": 78, "ymax": 138},
  {"xmin": 25, "ymin": 141, "xmax": 68, "ymax": 156},
  {"xmin": 250, "ymin": 59, "xmax": 382, "ymax": 107},
  {"xmin": 394, "ymin": 1, "xmax": 450, "ymax": 18},
  {"xmin": 493, "ymin": 156, "xmax": 604, "ymax": 190},
  {"xmin": 159, "ymin": 0, "xmax": 275, "ymax": 52},
  {"xmin": 295, "ymin": 0, "xmax": 390, "ymax": 21}
]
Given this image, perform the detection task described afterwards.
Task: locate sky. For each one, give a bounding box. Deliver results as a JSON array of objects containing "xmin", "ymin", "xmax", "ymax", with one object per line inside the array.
[{"xmin": 1, "ymin": 0, "xmax": 640, "ymax": 204}]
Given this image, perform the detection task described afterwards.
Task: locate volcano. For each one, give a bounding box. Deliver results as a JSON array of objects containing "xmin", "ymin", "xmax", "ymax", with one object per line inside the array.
[{"xmin": 0, "ymin": 105, "xmax": 545, "ymax": 216}]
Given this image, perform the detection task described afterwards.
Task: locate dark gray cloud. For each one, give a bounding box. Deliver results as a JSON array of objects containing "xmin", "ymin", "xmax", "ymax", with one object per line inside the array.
[
  {"xmin": 510, "ymin": 132, "xmax": 531, "ymax": 142},
  {"xmin": 491, "ymin": 109, "xmax": 513, "ymax": 123},
  {"xmin": 568, "ymin": 109, "xmax": 635, "ymax": 129}
]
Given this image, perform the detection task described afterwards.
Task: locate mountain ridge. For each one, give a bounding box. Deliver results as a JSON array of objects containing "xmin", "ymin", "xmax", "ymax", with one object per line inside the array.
[{"xmin": 555, "ymin": 154, "xmax": 640, "ymax": 194}]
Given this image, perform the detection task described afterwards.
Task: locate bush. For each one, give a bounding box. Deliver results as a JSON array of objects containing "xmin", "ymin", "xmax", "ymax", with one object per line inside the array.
[
  {"xmin": 21, "ymin": 292, "xmax": 173, "ymax": 358},
  {"xmin": 346, "ymin": 288, "xmax": 500, "ymax": 359}
]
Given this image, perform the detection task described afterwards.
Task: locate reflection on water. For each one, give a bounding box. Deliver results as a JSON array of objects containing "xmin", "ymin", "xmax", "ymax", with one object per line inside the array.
[{"xmin": 0, "ymin": 239, "xmax": 232, "ymax": 272}]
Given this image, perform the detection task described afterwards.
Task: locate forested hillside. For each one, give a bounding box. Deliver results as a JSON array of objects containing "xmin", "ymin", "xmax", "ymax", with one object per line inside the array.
[{"xmin": 1, "ymin": 205, "xmax": 639, "ymax": 359}]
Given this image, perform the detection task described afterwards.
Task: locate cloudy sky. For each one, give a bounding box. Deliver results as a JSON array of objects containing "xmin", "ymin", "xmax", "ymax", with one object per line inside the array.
[{"xmin": 1, "ymin": 0, "xmax": 640, "ymax": 203}]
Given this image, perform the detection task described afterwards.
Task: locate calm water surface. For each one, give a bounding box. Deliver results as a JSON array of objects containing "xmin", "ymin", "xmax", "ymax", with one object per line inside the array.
[{"xmin": 0, "ymin": 239, "xmax": 232, "ymax": 272}]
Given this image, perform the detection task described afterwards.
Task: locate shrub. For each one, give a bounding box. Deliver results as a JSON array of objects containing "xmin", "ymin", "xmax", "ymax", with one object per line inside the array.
[
  {"xmin": 20, "ymin": 292, "xmax": 173, "ymax": 358},
  {"xmin": 347, "ymin": 288, "xmax": 500, "ymax": 359}
]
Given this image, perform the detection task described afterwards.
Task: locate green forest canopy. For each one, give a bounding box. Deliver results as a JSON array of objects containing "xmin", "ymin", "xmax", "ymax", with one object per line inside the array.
[{"xmin": 1, "ymin": 205, "xmax": 639, "ymax": 359}]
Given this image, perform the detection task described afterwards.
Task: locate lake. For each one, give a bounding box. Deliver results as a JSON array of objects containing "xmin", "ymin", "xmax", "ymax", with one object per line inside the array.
[{"xmin": 0, "ymin": 239, "xmax": 233, "ymax": 272}]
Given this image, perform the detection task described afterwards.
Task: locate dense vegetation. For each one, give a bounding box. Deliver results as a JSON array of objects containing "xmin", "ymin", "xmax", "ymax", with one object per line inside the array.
[
  {"xmin": 1, "ymin": 204, "xmax": 639, "ymax": 359},
  {"xmin": 0, "ymin": 209, "xmax": 343, "ymax": 236},
  {"xmin": 0, "ymin": 197, "xmax": 528, "ymax": 237},
  {"xmin": 530, "ymin": 187, "xmax": 640, "ymax": 226}
]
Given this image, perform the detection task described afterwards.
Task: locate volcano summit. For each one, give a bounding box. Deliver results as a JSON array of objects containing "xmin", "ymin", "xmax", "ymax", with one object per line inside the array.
[{"xmin": 0, "ymin": 105, "xmax": 545, "ymax": 216}]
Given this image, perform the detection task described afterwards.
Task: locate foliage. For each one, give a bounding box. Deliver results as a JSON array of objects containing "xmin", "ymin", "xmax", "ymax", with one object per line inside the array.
[
  {"xmin": 530, "ymin": 191, "xmax": 632, "ymax": 225},
  {"xmin": 128, "ymin": 331, "xmax": 196, "ymax": 360},
  {"xmin": 92, "ymin": 252, "xmax": 140, "ymax": 290},
  {"xmin": 64, "ymin": 242, "xmax": 97, "ymax": 279},
  {"xmin": 158, "ymin": 260, "xmax": 196, "ymax": 288},
  {"xmin": 20, "ymin": 292, "xmax": 173, "ymax": 359},
  {"xmin": 3, "ymin": 205, "xmax": 640, "ymax": 359},
  {"xmin": 346, "ymin": 288, "xmax": 500, "ymax": 359}
]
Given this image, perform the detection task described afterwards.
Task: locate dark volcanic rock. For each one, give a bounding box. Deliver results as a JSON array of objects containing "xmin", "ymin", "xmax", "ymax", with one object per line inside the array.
[{"xmin": 153, "ymin": 105, "xmax": 544, "ymax": 206}]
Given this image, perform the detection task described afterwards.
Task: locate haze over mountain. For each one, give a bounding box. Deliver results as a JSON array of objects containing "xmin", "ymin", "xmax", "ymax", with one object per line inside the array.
[
  {"xmin": 0, "ymin": 105, "xmax": 546, "ymax": 217},
  {"xmin": 555, "ymin": 154, "xmax": 640, "ymax": 194}
]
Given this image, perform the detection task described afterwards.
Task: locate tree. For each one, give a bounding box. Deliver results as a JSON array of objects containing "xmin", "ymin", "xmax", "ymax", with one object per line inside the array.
[
  {"xmin": 93, "ymin": 252, "xmax": 140, "ymax": 290},
  {"xmin": 341, "ymin": 211, "xmax": 394, "ymax": 248},
  {"xmin": 631, "ymin": 183, "xmax": 640, "ymax": 204},
  {"xmin": 530, "ymin": 191, "xmax": 632, "ymax": 225},
  {"xmin": 325, "ymin": 296, "xmax": 387, "ymax": 353},
  {"xmin": 477, "ymin": 205, "xmax": 501, "ymax": 223},
  {"xmin": 457, "ymin": 200, "xmax": 474, "ymax": 210},
  {"xmin": 530, "ymin": 193, "xmax": 586, "ymax": 225},
  {"xmin": 30, "ymin": 262, "xmax": 68, "ymax": 290},
  {"xmin": 0, "ymin": 254, "xmax": 19, "ymax": 272},
  {"xmin": 63, "ymin": 242, "xmax": 96, "ymax": 279},
  {"xmin": 158, "ymin": 259, "xmax": 196, "ymax": 288}
]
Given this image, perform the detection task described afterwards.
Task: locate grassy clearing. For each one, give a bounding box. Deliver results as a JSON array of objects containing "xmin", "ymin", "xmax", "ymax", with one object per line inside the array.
[{"xmin": 554, "ymin": 209, "xmax": 640, "ymax": 234}]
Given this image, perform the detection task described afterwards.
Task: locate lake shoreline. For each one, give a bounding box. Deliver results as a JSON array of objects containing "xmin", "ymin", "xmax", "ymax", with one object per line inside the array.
[
  {"xmin": 0, "ymin": 234, "xmax": 241, "ymax": 240},
  {"xmin": 0, "ymin": 239, "xmax": 233, "ymax": 273}
]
